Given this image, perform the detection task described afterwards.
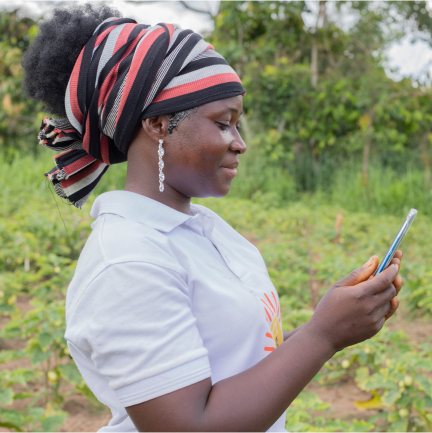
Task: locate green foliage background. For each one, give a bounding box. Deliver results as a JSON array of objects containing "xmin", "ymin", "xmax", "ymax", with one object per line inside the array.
[
  {"xmin": 1, "ymin": 1, "xmax": 432, "ymax": 431},
  {"xmin": 1, "ymin": 155, "xmax": 432, "ymax": 431}
]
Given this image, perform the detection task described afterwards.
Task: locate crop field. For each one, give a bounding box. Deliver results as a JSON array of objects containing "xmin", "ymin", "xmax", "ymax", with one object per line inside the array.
[{"xmin": 0, "ymin": 155, "xmax": 431, "ymax": 432}]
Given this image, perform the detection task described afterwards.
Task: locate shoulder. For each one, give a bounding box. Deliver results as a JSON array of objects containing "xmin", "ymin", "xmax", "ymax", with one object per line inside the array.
[
  {"xmin": 66, "ymin": 213, "xmax": 187, "ymax": 317},
  {"xmin": 91, "ymin": 213, "xmax": 184, "ymax": 271}
]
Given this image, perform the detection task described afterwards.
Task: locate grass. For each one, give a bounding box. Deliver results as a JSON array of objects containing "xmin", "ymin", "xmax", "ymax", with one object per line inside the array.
[
  {"xmin": 3, "ymin": 148, "xmax": 432, "ymax": 217},
  {"xmin": 1, "ymin": 151, "xmax": 432, "ymax": 431}
]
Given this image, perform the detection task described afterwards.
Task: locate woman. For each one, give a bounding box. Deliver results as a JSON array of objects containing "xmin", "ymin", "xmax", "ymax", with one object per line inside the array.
[{"xmin": 22, "ymin": 4, "xmax": 403, "ymax": 432}]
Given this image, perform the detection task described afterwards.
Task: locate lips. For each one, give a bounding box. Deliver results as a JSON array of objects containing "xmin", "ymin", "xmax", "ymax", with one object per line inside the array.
[
  {"xmin": 220, "ymin": 162, "xmax": 238, "ymax": 178},
  {"xmin": 220, "ymin": 162, "xmax": 239, "ymax": 170}
]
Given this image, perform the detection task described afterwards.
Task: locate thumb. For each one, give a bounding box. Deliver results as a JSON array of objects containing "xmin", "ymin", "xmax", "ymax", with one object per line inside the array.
[{"xmin": 334, "ymin": 256, "xmax": 378, "ymax": 287}]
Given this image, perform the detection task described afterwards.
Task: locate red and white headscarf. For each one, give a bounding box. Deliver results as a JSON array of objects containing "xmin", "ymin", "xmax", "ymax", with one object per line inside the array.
[{"xmin": 38, "ymin": 18, "xmax": 245, "ymax": 208}]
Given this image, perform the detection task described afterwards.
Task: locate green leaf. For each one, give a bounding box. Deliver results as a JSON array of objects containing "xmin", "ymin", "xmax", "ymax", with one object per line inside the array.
[
  {"xmin": 0, "ymin": 388, "xmax": 14, "ymax": 405},
  {"xmin": 0, "ymin": 408, "xmax": 26, "ymax": 426},
  {"xmin": 0, "ymin": 350, "xmax": 21, "ymax": 364},
  {"xmin": 28, "ymin": 407, "xmax": 44, "ymax": 423},
  {"xmin": 13, "ymin": 393, "xmax": 34, "ymax": 400},
  {"xmin": 349, "ymin": 419, "xmax": 374, "ymax": 432},
  {"xmin": 8, "ymin": 369, "xmax": 33, "ymax": 386},
  {"xmin": 381, "ymin": 389, "xmax": 402, "ymax": 407},
  {"xmin": 0, "ymin": 304, "xmax": 16, "ymax": 314},
  {"xmin": 0, "ymin": 421, "xmax": 23, "ymax": 432},
  {"xmin": 415, "ymin": 374, "xmax": 432, "ymax": 395},
  {"xmin": 389, "ymin": 418, "xmax": 409, "ymax": 432},
  {"xmin": 424, "ymin": 395, "xmax": 432, "ymax": 409},
  {"xmin": 29, "ymin": 347, "xmax": 51, "ymax": 365},
  {"xmin": 413, "ymin": 396, "xmax": 425, "ymax": 412},
  {"xmin": 41, "ymin": 415, "xmax": 67, "ymax": 432},
  {"xmin": 37, "ymin": 332, "xmax": 54, "ymax": 349},
  {"xmin": 356, "ymin": 366, "xmax": 369, "ymax": 381},
  {"xmin": 397, "ymin": 393, "xmax": 412, "ymax": 408},
  {"xmin": 58, "ymin": 363, "xmax": 83, "ymax": 385}
]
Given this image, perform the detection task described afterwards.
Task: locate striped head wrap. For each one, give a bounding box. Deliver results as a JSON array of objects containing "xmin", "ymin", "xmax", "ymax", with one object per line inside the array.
[{"xmin": 39, "ymin": 17, "xmax": 245, "ymax": 209}]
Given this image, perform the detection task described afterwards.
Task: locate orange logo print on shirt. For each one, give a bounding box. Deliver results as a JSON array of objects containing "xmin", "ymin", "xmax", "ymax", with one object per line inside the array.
[{"xmin": 261, "ymin": 291, "xmax": 283, "ymax": 352}]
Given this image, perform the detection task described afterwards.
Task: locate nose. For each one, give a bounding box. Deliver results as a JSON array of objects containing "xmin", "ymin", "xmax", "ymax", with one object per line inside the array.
[{"xmin": 230, "ymin": 134, "xmax": 247, "ymax": 155}]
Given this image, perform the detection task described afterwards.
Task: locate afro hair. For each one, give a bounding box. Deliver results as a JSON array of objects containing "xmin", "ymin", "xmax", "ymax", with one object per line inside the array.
[{"xmin": 21, "ymin": 3, "xmax": 122, "ymax": 117}]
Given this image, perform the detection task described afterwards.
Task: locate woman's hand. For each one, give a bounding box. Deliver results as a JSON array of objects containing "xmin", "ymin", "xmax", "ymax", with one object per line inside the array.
[
  {"xmin": 284, "ymin": 251, "xmax": 403, "ymax": 342},
  {"xmin": 385, "ymin": 250, "xmax": 403, "ymax": 320},
  {"xmin": 125, "ymin": 252, "xmax": 404, "ymax": 432},
  {"xmin": 305, "ymin": 251, "xmax": 403, "ymax": 352}
]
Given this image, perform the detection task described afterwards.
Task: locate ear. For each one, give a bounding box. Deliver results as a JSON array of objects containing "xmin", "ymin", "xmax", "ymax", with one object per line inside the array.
[{"xmin": 141, "ymin": 115, "xmax": 170, "ymax": 143}]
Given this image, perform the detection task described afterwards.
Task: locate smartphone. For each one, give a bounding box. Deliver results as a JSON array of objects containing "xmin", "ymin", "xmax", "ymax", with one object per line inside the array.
[{"xmin": 374, "ymin": 208, "xmax": 417, "ymax": 275}]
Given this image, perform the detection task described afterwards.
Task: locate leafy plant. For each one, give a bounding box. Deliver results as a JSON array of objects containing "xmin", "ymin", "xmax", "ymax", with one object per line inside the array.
[{"xmin": 286, "ymin": 390, "xmax": 375, "ymax": 432}]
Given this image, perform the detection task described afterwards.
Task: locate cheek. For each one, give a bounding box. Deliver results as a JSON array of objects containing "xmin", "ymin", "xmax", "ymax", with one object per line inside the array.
[
  {"xmin": 192, "ymin": 128, "xmax": 230, "ymax": 172},
  {"xmin": 164, "ymin": 123, "xmax": 234, "ymax": 196},
  {"xmin": 166, "ymin": 122, "xmax": 231, "ymax": 183}
]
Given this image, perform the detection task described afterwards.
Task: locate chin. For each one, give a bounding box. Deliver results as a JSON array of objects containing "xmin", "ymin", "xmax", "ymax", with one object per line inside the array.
[
  {"xmin": 195, "ymin": 183, "xmax": 231, "ymax": 199},
  {"xmin": 211, "ymin": 183, "xmax": 232, "ymax": 198}
]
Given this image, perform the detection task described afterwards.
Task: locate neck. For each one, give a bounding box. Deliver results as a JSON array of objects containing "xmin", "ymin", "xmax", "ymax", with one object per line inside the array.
[{"xmin": 124, "ymin": 139, "xmax": 192, "ymax": 216}]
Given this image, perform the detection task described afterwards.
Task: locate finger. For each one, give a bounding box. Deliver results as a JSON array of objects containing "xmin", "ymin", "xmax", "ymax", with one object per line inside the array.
[
  {"xmin": 369, "ymin": 257, "xmax": 401, "ymax": 280},
  {"xmin": 390, "ymin": 257, "xmax": 401, "ymax": 270},
  {"xmin": 368, "ymin": 251, "xmax": 403, "ymax": 282},
  {"xmin": 373, "ymin": 283, "xmax": 397, "ymax": 307},
  {"xmin": 335, "ymin": 256, "xmax": 378, "ymax": 287},
  {"xmin": 359, "ymin": 263, "xmax": 399, "ymax": 295},
  {"xmin": 375, "ymin": 299, "xmax": 392, "ymax": 322},
  {"xmin": 393, "ymin": 250, "xmax": 403, "ymax": 260},
  {"xmin": 375, "ymin": 312, "xmax": 387, "ymax": 333},
  {"xmin": 393, "ymin": 275, "xmax": 403, "ymax": 295},
  {"xmin": 385, "ymin": 297, "xmax": 399, "ymax": 320}
]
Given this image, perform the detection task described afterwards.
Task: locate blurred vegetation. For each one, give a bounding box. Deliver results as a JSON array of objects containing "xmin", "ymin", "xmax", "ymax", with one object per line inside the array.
[
  {"xmin": 2, "ymin": 1, "xmax": 432, "ymax": 431},
  {"xmin": 0, "ymin": 10, "xmax": 44, "ymax": 161},
  {"xmin": 2, "ymin": 2, "xmax": 432, "ymax": 213},
  {"xmin": 1, "ymin": 155, "xmax": 432, "ymax": 431},
  {"xmin": 208, "ymin": 1, "xmax": 432, "ymax": 212}
]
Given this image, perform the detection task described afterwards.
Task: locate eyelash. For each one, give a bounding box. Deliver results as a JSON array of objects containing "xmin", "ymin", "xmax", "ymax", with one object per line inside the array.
[{"xmin": 217, "ymin": 123, "xmax": 242, "ymax": 132}]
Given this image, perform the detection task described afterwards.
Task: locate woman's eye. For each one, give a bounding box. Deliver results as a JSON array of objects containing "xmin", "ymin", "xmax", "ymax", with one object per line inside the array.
[
  {"xmin": 217, "ymin": 123, "xmax": 242, "ymax": 133},
  {"xmin": 217, "ymin": 123, "xmax": 229, "ymax": 131}
]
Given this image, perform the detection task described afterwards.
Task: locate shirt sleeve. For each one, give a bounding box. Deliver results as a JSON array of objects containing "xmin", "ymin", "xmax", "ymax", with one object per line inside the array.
[{"xmin": 65, "ymin": 261, "xmax": 211, "ymax": 406}]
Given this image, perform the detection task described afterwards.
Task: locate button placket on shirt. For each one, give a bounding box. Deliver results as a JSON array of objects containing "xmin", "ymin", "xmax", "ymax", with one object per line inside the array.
[
  {"xmin": 197, "ymin": 213, "xmax": 265, "ymax": 303},
  {"xmin": 183, "ymin": 214, "xmax": 204, "ymax": 236},
  {"xmin": 199, "ymin": 214, "xmax": 241, "ymax": 281}
]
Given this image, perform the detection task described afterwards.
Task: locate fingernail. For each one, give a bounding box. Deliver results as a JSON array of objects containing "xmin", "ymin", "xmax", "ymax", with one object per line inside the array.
[
  {"xmin": 393, "ymin": 263, "xmax": 399, "ymax": 269},
  {"xmin": 364, "ymin": 256, "xmax": 374, "ymax": 266}
]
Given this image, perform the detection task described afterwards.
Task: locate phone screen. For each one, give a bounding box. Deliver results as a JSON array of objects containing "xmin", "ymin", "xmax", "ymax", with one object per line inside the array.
[{"xmin": 374, "ymin": 208, "xmax": 417, "ymax": 275}]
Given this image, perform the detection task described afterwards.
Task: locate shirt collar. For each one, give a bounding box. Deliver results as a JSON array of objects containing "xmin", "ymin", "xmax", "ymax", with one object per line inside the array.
[{"xmin": 90, "ymin": 191, "xmax": 204, "ymax": 233}]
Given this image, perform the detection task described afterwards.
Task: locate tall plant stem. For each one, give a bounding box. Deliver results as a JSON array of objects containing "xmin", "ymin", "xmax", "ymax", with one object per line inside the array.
[
  {"xmin": 303, "ymin": 218, "xmax": 317, "ymax": 309},
  {"xmin": 311, "ymin": 1, "xmax": 326, "ymax": 88},
  {"xmin": 362, "ymin": 109, "xmax": 375, "ymax": 187}
]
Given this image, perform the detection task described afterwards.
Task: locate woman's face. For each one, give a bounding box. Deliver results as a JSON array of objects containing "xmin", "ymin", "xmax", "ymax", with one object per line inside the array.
[{"xmin": 163, "ymin": 95, "xmax": 246, "ymax": 198}]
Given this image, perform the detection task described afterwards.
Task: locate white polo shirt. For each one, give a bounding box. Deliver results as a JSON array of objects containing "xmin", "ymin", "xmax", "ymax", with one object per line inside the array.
[{"xmin": 65, "ymin": 191, "xmax": 287, "ymax": 432}]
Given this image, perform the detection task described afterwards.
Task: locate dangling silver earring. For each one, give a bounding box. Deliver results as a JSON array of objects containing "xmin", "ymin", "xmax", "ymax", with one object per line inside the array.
[{"xmin": 158, "ymin": 139, "xmax": 164, "ymax": 192}]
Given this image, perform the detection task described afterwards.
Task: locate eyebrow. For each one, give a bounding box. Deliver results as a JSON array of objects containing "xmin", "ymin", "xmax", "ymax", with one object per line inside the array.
[{"xmin": 226, "ymin": 107, "xmax": 243, "ymax": 115}]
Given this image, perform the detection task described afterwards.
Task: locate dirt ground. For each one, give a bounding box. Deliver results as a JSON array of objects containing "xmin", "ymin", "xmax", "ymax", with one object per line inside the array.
[
  {"xmin": 59, "ymin": 317, "xmax": 432, "ymax": 432},
  {"xmin": 1, "ymin": 298, "xmax": 431, "ymax": 432},
  {"xmin": 307, "ymin": 317, "xmax": 432, "ymax": 423}
]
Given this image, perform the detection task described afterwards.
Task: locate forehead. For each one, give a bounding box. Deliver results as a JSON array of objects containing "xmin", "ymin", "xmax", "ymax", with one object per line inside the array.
[{"xmin": 199, "ymin": 95, "xmax": 243, "ymax": 116}]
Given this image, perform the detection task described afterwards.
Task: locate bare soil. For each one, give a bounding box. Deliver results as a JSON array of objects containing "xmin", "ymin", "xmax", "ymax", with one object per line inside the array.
[
  {"xmin": 1, "ymin": 296, "xmax": 431, "ymax": 431},
  {"xmin": 305, "ymin": 317, "xmax": 432, "ymax": 424},
  {"xmin": 0, "ymin": 296, "xmax": 111, "ymax": 432}
]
